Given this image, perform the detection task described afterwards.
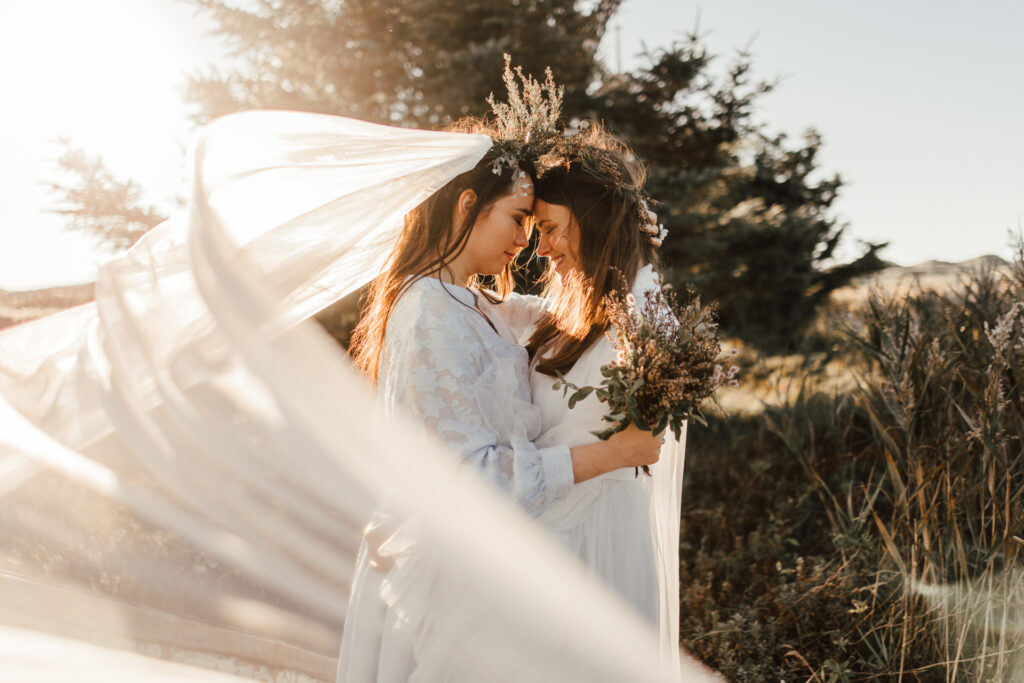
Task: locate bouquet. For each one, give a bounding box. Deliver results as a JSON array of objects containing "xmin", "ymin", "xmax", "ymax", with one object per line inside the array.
[{"xmin": 552, "ymin": 284, "xmax": 737, "ymax": 475}]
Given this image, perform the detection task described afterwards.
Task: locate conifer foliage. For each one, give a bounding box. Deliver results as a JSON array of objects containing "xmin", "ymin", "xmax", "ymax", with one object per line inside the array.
[
  {"xmin": 57, "ymin": 0, "xmax": 885, "ymax": 348},
  {"xmin": 590, "ymin": 37, "xmax": 887, "ymax": 347}
]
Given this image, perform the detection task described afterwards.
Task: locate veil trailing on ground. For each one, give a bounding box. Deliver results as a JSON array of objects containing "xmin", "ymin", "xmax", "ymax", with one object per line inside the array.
[{"xmin": 0, "ymin": 111, "xmax": 710, "ymax": 681}]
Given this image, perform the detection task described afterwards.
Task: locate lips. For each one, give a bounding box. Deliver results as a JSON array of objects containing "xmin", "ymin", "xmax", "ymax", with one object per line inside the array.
[{"xmin": 504, "ymin": 251, "xmax": 516, "ymax": 262}]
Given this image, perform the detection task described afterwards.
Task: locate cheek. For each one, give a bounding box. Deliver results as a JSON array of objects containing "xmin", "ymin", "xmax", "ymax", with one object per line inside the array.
[
  {"xmin": 472, "ymin": 218, "xmax": 510, "ymax": 255},
  {"xmin": 566, "ymin": 233, "xmax": 582, "ymax": 261}
]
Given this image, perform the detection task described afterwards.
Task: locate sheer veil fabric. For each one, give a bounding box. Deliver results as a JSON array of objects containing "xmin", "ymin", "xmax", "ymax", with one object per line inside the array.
[{"xmin": 0, "ymin": 111, "xmax": 714, "ymax": 682}]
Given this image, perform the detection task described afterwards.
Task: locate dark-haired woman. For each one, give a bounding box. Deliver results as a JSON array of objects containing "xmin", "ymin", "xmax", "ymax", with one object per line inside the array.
[
  {"xmin": 496, "ymin": 126, "xmax": 685, "ymax": 667},
  {"xmin": 337, "ymin": 129, "xmax": 662, "ymax": 683}
]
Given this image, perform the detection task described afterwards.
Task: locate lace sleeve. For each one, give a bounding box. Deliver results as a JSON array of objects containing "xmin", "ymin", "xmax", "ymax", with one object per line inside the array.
[
  {"xmin": 491, "ymin": 291, "xmax": 548, "ymax": 344},
  {"xmin": 380, "ymin": 286, "xmax": 573, "ymax": 517}
]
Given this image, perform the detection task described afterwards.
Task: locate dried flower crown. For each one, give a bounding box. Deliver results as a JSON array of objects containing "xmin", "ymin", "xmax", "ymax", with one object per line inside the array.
[
  {"xmin": 552, "ymin": 128, "xmax": 669, "ymax": 248},
  {"xmin": 487, "ymin": 57, "xmax": 668, "ymax": 247},
  {"xmin": 486, "ymin": 54, "xmax": 564, "ymax": 175}
]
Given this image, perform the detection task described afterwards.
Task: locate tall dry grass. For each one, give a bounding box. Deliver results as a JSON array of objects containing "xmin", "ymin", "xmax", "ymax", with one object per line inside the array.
[{"xmin": 680, "ymin": 243, "xmax": 1024, "ymax": 680}]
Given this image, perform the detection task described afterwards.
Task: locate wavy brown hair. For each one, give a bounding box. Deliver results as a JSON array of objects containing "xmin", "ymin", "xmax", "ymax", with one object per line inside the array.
[
  {"xmin": 350, "ymin": 121, "xmax": 535, "ymax": 382},
  {"xmin": 527, "ymin": 125, "xmax": 660, "ymax": 376}
]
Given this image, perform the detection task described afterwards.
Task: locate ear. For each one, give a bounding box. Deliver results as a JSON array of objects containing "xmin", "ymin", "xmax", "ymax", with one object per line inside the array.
[{"xmin": 455, "ymin": 189, "xmax": 477, "ymax": 224}]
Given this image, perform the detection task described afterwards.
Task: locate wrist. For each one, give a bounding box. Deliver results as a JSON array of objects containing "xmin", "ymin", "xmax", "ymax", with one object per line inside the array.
[{"xmin": 569, "ymin": 440, "xmax": 617, "ymax": 484}]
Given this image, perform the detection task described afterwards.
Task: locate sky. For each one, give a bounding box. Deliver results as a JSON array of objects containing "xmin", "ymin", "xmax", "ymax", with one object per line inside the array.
[
  {"xmin": 606, "ymin": 0, "xmax": 1024, "ymax": 266},
  {"xmin": 0, "ymin": 0, "xmax": 1021, "ymax": 290}
]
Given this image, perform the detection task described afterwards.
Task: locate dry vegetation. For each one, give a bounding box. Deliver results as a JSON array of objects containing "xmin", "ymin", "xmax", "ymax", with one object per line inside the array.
[{"xmin": 682, "ymin": 252, "xmax": 1024, "ymax": 680}]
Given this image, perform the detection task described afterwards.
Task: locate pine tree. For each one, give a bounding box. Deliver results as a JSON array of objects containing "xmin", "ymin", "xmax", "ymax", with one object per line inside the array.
[
  {"xmin": 55, "ymin": 0, "xmax": 885, "ymax": 348},
  {"xmin": 184, "ymin": 0, "xmax": 617, "ymax": 127},
  {"xmin": 588, "ymin": 37, "xmax": 886, "ymax": 346},
  {"xmin": 48, "ymin": 138, "xmax": 168, "ymax": 251}
]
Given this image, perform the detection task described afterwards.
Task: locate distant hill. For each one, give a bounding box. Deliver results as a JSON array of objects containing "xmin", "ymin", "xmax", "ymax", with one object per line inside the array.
[
  {"xmin": 884, "ymin": 254, "xmax": 1009, "ymax": 277},
  {"xmin": 834, "ymin": 254, "xmax": 1013, "ymax": 303},
  {"xmin": 0, "ymin": 283, "xmax": 95, "ymax": 330}
]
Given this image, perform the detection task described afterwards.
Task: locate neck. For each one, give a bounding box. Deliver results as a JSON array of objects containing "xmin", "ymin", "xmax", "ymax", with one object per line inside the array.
[{"xmin": 429, "ymin": 261, "xmax": 473, "ymax": 288}]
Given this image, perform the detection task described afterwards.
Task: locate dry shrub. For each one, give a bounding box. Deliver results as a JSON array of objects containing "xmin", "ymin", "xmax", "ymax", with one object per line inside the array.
[{"xmin": 680, "ymin": 243, "xmax": 1024, "ymax": 680}]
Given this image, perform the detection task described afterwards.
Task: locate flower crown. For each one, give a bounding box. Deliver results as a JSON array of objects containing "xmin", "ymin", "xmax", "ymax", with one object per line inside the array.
[
  {"xmin": 555, "ymin": 129, "xmax": 667, "ymax": 246},
  {"xmin": 487, "ymin": 57, "xmax": 667, "ymax": 247},
  {"xmin": 486, "ymin": 54, "xmax": 563, "ymax": 175}
]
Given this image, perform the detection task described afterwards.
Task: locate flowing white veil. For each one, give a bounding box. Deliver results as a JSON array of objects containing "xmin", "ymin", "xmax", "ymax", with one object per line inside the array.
[{"xmin": 0, "ymin": 111, "xmax": 713, "ymax": 682}]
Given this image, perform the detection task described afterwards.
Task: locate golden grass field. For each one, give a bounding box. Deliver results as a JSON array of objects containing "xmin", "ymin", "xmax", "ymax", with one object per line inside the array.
[{"xmin": 714, "ymin": 254, "xmax": 1012, "ymax": 415}]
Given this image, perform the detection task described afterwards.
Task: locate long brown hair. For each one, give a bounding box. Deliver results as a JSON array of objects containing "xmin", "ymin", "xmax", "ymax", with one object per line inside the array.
[
  {"xmin": 527, "ymin": 125, "xmax": 660, "ymax": 376},
  {"xmin": 351, "ymin": 122, "xmax": 535, "ymax": 382}
]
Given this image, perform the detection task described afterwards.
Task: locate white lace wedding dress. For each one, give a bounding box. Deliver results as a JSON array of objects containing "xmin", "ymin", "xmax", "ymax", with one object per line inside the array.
[{"xmin": 337, "ymin": 275, "xmax": 577, "ymax": 683}]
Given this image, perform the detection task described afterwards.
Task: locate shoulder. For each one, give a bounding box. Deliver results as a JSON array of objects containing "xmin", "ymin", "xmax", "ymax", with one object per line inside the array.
[
  {"xmin": 488, "ymin": 291, "xmax": 550, "ymax": 343},
  {"xmin": 480, "ymin": 290, "xmax": 551, "ymax": 316},
  {"xmin": 502, "ymin": 291, "xmax": 549, "ymax": 307},
  {"xmin": 386, "ymin": 277, "xmax": 482, "ymax": 352},
  {"xmin": 392, "ymin": 277, "xmax": 473, "ymax": 324}
]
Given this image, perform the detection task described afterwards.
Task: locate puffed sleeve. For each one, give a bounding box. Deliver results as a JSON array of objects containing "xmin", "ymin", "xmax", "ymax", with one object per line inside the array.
[{"xmin": 380, "ymin": 286, "xmax": 573, "ymax": 517}]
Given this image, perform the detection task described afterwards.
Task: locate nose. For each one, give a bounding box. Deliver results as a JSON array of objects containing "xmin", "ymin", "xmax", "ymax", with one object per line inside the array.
[
  {"xmin": 513, "ymin": 222, "xmax": 529, "ymax": 249},
  {"xmin": 536, "ymin": 230, "xmax": 551, "ymax": 257}
]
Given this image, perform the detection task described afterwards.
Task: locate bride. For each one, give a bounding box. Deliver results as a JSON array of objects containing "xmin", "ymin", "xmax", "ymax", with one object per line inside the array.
[
  {"xmin": 497, "ymin": 123, "xmax": 687, "ymax": 645},
  {"xmin": 337, "ymin": 117, "xmax": 662, "ymax": 683}
]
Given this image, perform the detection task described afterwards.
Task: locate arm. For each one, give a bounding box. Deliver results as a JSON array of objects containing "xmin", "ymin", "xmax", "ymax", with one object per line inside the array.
[
  {"xmin": 383, "ymin": 293, "xmax": 572, "ymax": 516},
  {"xmin": 383, "ymin": 292, "xmax": 660, "ymax": 516},
  {"xmin": 571, "ymin": 425, "xmax": 661, "ymax": 483}
]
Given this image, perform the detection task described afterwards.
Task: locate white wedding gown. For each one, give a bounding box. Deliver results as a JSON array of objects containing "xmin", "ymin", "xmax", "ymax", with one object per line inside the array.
[
  {"xmin": 532, "ymin": 264, "xmax": 668, "ymax": 621},
  {"xmin": 337, "ymin": 275, "xmax": 577, "ymax": 683},
  {"xmin": 497, "ymin": 263, "xmax": 688, "ymax": 662}
]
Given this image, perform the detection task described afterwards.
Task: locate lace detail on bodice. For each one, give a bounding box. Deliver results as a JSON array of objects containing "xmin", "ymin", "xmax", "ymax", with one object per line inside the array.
[{"xmin": 378, "ymin": 277, "xmax": 574, "ymax": 517}]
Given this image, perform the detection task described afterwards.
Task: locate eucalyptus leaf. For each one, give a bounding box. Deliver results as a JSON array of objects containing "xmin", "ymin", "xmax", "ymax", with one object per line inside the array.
[
  {"xmin": 567, "ymin": 386, "xmax": 595, "ymax": 409},
  {"xmin": 654, "ymin": 414, "xmax": 668, "ymax": 434},
  {"xmin": 625, "ymin": 402, "xmax": 649, "ymax": 430}
]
